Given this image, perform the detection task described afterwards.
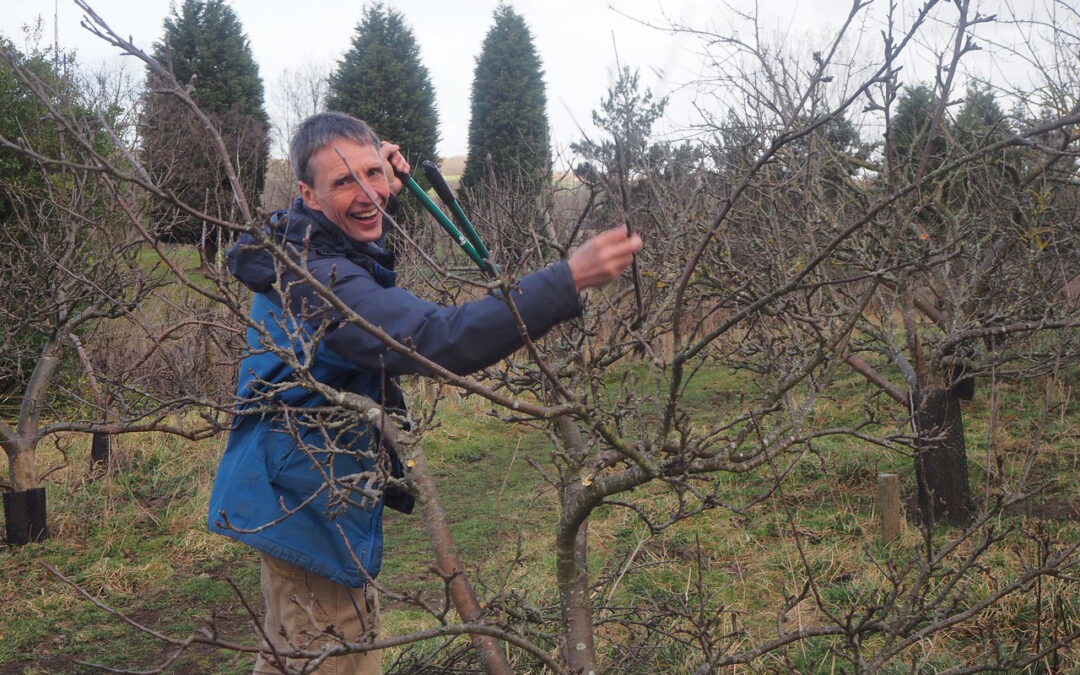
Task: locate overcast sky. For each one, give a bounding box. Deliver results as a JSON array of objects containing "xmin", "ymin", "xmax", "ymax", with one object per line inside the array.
[
  {"xmin": 2, "ymin": 0, "xmax": 866, "ymax": 159},
  {"xmin": 5, "ymin": 1, "xmax": 1037, "ymax": 161}
]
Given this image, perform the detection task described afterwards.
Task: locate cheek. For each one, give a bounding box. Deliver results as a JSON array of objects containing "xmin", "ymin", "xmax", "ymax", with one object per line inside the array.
[{"xmin": 331, "ymin": 187, "xmax": 358, "ymax": 208}]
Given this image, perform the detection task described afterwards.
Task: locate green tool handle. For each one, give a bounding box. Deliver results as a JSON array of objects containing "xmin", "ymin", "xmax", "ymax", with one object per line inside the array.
[
  {"xmin": 449, "ymin": 201, "xmax": 498, "ymax": 274},
  {"xmin": 394, "ymin": 169, "xmax": 493, "ymax": 276},
  {"xmin": 420, "ymin": 161, "xmax": 495, "ymax": 270}
]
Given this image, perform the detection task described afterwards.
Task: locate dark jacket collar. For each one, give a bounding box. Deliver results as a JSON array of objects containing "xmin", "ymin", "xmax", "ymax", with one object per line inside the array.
[{"xmin": 227, "ymin": 196, "xmax": 397, "ymax": 293}]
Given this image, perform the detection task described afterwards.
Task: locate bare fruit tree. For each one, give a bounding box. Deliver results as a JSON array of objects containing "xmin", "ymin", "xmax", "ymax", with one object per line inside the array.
[
  {"xmin": 0, "ymin": 37, "xmax": 237, "ymax": 544},
  {"xmin": 460, "ymin": 0, "xmax": 1080, "ymax": 670},
  {"xmin": 269, "ymin": 60, "xmax": 330, "ymax": 160},
  {"xmin": 4, "ymin": 0, "xmax": 1080, "ymax": 673}
]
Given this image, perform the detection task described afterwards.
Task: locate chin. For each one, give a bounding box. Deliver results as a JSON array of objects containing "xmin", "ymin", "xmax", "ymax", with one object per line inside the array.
[
  {"xmin": 336, "ymin": 217, "xmax": 381, "ymax": 242},
  {"xmin": 351, "ymin": 227, "xmax": 383, "ymax": 243}
]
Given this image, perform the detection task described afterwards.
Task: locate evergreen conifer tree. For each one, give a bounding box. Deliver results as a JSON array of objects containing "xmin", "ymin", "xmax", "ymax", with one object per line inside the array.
[
  {"xmin": 571, "ymin": 66, "xmax": 667, "ymax": 182},
  {"xmin": 327, "ymin": 3, "xmax": 439, "ymax": 171},
  {"xmin": 461, "ymin": 4, "xmax": 549, "ymax": 203},
  {"xmin": 141, "ymin": 0, "xmax": 269, "ymax": 261},
  {"xmin": 887, "ymin": 83, "xmax": 943, "ymax": 175}
]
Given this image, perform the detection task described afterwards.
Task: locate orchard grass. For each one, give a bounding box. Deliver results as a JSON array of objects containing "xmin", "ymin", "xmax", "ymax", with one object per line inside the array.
[{"xmin": 1, "ymin": 367, "xmax": 1078, "ymax": 673}]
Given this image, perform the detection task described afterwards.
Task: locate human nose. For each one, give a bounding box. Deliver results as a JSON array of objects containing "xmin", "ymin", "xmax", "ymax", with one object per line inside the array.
[{"xmin": 354, "ymin": 177, "xmax": 379, "ymax": 204}]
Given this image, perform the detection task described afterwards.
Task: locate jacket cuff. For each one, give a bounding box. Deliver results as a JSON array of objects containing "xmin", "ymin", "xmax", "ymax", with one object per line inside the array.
[{"xmin": 516, "ymin": 260, "xmax": 584, "ymax": 336}]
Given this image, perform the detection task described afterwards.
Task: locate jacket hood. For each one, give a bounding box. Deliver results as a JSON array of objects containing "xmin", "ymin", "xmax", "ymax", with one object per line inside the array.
[{"xmin": 226, "ymin": 196, "xmax": 396, "ymax": 294}]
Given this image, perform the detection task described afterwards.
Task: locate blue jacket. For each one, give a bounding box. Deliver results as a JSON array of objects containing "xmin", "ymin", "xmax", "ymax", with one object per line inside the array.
[{"xmin": 207, "ymin": 196, "xmax": 583, "ymax": 586}]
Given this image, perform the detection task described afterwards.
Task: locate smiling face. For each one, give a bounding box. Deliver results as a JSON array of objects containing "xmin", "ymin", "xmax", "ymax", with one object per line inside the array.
[{"xmin": 299, "ymin": 138, "xmax": 389, "ymax": 242}]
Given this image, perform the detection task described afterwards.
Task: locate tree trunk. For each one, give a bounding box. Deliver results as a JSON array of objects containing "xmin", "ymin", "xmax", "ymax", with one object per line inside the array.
[
  {"xmin": 5, "ymin": 445, "xmax": 49, "ymax": 544},
  {"xmin": 557, "ymin": 497, "xmax": 598, "ymax": 675},
  {"xmin": 9, "ymin": 446, "xmax": 39, "ymax": 491},
  {"xmin": 405, "ymin": 445, "xmax": 512, "ymax": 675},
  {"xmin": 914, "ymin": 387, "xmax": 974, "ymax": 526}
]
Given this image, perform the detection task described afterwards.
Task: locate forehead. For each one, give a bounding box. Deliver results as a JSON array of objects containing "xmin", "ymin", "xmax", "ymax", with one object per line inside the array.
[{"xmin": 309, "ymin": 138, "xmax": 381, "ymax": 183}]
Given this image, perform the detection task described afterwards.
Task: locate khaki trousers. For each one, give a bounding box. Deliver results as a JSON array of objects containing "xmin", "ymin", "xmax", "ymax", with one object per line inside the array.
[{"xmin": 253, "ymin": 553, "xmax": 381, "ymax": 675}]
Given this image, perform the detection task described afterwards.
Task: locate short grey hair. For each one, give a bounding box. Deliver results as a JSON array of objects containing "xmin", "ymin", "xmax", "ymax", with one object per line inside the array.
[{"xmin": 290, "ymin": 112, "xmax": 381, "ymax": 186}]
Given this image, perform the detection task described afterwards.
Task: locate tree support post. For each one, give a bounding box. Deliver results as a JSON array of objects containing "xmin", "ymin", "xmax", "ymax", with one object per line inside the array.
[{"xmin": 878, "ymin": 472, "xmax": 901, "ymax": 545}]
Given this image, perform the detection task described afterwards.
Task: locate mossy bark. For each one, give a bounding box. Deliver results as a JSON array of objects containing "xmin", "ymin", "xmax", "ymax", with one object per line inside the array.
[{"xmin": 556, "ymin": 477, "xmax": 600, "ymax": 675}]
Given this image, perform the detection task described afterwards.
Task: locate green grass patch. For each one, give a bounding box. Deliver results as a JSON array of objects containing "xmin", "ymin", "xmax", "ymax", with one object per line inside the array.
[{"xmin": 3, "ymin": 364, "xmax": 1080, "ymax": 672}]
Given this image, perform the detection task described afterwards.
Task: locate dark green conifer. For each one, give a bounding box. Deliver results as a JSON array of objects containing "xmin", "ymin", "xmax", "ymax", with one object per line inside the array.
[
  {"xmin": 461, "ymin": 4, "xmax": 549, "ymax": 202},
  {"xmin": 887, "ymin": 83, "xmax": 943, "ymax": 174},
  {"xmin": 327, "ymin": 3, "xmax": 440, "ymax": 171},
  {"xmin": 141, "ymin": 0, "xmax": 269, "ymax": 260}
]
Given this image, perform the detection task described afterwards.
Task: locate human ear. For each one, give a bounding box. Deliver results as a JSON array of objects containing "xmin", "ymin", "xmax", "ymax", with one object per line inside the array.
[{"xmin": 299, "ymin": 181, "xmax": 319, "ymax": 210}]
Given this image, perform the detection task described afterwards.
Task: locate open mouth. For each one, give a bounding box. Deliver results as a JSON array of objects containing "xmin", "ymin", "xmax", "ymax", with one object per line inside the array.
[{"xmin": 351, "ymin": 208, "xmax": 379, "ymax": 222}]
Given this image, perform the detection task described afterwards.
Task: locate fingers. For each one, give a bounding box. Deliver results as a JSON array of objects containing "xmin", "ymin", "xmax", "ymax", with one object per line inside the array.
[
  {"xmin": 380, "ymin": 141, "xmax": 399, "ymax": 163},
  {"xmin": 592, "ymin": 226, "xmax": 644, "ymax": 270},
  {"xmin": 568, "ymin": 225, "xmax": 644, "ymax": 292},
  {"xmin": 381, "ymin": 143, "xmax": 409, "ymax": 173},
  {"xmin": 380, "ymin": 142, "xmax": 409, "ymax": 194},
  {"xmin": 601, "ymin": 225, "xmax": 643, "ymax": 256}
]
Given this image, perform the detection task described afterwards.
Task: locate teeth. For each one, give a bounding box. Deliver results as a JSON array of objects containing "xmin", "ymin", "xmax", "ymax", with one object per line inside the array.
[{"xmin": 354, "ymin": 210, "xmax": 377, "ymax": 219}]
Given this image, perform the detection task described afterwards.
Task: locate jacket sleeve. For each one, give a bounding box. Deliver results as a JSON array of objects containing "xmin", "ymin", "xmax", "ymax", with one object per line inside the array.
[{"xmin": 290, "ymin": 260, "xmax": 584, "ymax": 376}]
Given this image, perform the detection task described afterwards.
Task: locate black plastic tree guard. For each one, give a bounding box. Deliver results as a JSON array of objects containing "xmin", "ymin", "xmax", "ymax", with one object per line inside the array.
[
  {"xmin": 3, "ymin": 487, "xmax": 49, "ymax": 544},
  {"xmin": 91, "ymin": 432, "xmax": 111, "ymax": 470}
]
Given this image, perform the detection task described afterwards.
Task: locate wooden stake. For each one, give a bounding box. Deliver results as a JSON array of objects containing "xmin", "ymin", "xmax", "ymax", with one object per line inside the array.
[{"xmin": 878, "ymin": 473, "xmax": 901, "ymax": 545}]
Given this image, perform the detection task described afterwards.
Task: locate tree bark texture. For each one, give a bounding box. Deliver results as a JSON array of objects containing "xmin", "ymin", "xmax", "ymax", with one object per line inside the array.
[
  {"xmin": 9, "ymin": 446, "xmax": 38, "ymax": 491},
  {"xmin": 405, "ymin": 445, "xmax": 513, "ymax": 675},
  {"xmin": 914, "ymin": 387, "xmax": 975, "ymax": 526},
  {"xmin": 557, "ymin": 503, "xmax": 598, "ymax": 675}
]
